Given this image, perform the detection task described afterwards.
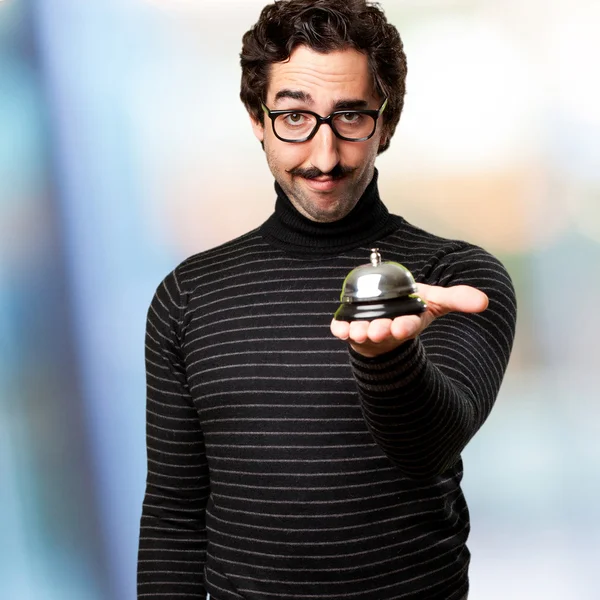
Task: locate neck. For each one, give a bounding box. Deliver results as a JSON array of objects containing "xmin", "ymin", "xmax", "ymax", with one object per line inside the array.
[{"xmin": 259, "ymin": 169, "xmax": 399, "ymax": 257}]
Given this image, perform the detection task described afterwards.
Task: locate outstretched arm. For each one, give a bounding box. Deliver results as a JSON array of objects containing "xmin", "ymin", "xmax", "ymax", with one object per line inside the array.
[{"xmin": 331, "ymin": 248, "xmax": 516, "ymax": 479}]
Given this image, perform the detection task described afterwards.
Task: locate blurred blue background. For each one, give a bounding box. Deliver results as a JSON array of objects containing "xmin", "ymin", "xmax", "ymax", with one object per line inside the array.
[{"xmin": 1, "ymin": 0, "xmax": 599, "ymax": 598}]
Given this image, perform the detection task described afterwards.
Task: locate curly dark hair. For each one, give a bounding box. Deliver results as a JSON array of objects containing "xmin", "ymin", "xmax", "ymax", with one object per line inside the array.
[{"xmin": 240, "ymin": 0, "xmax": 407, "ymax": 154}]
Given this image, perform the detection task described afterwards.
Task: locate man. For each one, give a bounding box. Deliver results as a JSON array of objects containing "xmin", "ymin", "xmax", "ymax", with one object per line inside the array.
[{"xmin": 137, "ymin": 1, "xmax": 516, "ymax": 599}]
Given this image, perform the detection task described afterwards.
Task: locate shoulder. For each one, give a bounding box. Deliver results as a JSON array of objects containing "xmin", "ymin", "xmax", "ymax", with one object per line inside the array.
[
  {"xmin": 151, "ymin": 226, "xmax": 270, "ymax": 309},
  {"xmin": 384, "ymin": 216, "xmax": 516, "ymax": 319},
  {"xmin": 175, "ymin": 227, "xmax": 266, "ymax": 286},
  {"xmin": 385, "ymin": 215, "xmax": 513, "ymax": 285},
  {"xmin": 386, "ymin": 217, "xmax": 518, "ymax": 349}
]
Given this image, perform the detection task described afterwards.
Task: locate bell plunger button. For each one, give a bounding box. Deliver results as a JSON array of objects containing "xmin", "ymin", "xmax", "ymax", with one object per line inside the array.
[{"xmin": 334, "ymin": 248, "xmax": 427, "ymax": 321}]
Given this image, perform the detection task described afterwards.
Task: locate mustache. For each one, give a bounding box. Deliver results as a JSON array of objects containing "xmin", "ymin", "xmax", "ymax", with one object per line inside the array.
[{"xmin": 287, "ymin": 164, "xmax": 356, "ymax": 180}]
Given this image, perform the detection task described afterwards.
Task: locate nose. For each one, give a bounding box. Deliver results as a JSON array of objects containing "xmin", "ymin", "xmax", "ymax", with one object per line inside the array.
[{"xmin": 308, "ymin": 122, "xmax": 340, "ymax": 175}]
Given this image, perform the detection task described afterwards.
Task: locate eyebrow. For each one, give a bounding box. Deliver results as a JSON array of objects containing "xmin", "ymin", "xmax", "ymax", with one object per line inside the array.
[
  {"xmin": 274, "ymin": 89, "xmax": 313, "ymax": 104},
  {"xmin": 333, "ymin": 99, "xmax": 370, "ymax": 110},
  {"xmin": 273, "ymin": 90, "xmax": 370, "ymax": 111}
]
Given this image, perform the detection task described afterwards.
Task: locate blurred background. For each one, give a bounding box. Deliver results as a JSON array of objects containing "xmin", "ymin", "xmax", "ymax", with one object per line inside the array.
[{"xmin": 1, "ymin": 0, "xmax": 598, "ymax": 598}]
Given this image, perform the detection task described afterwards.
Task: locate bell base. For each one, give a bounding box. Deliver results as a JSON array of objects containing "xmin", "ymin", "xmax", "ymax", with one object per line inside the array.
[{"xmin": 333, "ymin": 296, "xmax": 427, "ymax": 322}]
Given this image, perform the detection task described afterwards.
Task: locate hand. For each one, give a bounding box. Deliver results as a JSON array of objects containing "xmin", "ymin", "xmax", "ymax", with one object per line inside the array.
[{"xmin": 330, "ymin": 284, "xmax": 489, "ymax": 358}]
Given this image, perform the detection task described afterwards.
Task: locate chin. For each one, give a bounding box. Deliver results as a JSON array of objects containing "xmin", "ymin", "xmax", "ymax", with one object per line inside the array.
[{"xmin": 305, "ymin": 199, "xmax": 356, "ymax": 223}]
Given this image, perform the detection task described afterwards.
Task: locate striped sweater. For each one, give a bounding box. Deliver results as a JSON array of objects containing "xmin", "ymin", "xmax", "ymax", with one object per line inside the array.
[{"xmin": 137, "ymin": 172, "xmax": 516, "ymax": 599}]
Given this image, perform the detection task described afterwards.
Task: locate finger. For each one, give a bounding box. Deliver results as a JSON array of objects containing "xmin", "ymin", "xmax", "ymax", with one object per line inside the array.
[
  {"xmin": 365, "ymin": 319, "xmax": 393, "ymax": 343},
  {"xmin": 418, "ymin": 284, "xmax": 489, "ymax": 315},
  {"xmin": 390, "ymin": 315, "xmax": 422, "ymax": 339},
  {"xmin": 348, "ymin": 320, "xmax": 370, "ymax": 344},
  {"xmin": 330, "ymin": 318, "xmax": 350, "ymax": 340}
]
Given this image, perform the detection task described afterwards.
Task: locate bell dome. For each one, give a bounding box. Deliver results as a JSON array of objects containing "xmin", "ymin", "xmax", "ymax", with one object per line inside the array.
[{"xmin": 334, "ymin": 249, "xmax": 427, "ymax": 321}]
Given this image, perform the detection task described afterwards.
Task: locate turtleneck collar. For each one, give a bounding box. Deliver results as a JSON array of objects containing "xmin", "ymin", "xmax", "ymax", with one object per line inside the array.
[{"xmin": 259, "ymin": 169, "xmax": 399, "ymax": 257}]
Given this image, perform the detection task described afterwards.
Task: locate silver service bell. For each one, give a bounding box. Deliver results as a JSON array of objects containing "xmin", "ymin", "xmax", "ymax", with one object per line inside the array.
[{"xmin": 333, "ymin": 248, "xmax": 427, "ymax": 321}]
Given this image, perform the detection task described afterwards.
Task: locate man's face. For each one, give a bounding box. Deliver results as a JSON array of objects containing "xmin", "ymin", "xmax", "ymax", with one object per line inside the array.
[{"xmin": 251, "ymin": 46, "xmax": 387, "ymax": 223}]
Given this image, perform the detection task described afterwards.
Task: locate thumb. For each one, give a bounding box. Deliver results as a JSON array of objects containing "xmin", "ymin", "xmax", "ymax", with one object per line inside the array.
[{"xmin": 418, "ymin": 284, "xmax": 489, "ymax": 316}]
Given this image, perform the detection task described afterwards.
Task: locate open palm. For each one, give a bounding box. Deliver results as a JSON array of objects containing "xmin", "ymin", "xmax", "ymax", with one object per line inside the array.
[{"xmin": 330, "ymin": 284, "xmax": 489, "ymax": 357}]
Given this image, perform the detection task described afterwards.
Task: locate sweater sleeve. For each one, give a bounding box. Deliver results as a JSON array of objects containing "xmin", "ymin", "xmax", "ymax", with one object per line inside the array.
[
  {"xmin": 349, "ymin": 245, "xmax": 517, "ymax": 479},
  {"xmin": 137, "ymin": 269, "xmax": 210, "ymax": 598}
]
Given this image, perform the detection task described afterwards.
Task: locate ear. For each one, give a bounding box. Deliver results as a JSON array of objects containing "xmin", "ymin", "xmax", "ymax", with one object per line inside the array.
[
  {"xmin": 250, "ymin": 114, "xmax": 265, "ymax": 143},
  {"xmin": 378, "ymin": 126, "xmax": 390, "ymax": 152}
]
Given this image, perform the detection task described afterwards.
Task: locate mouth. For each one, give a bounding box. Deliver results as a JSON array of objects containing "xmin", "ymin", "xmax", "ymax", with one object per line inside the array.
[{"xmin": 302, "ymin": 175, "xmax": 345, "ymax": 192}]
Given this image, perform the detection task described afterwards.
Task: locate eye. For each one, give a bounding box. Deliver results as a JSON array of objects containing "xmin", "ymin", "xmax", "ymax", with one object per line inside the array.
[
  {"xmin": 284, "ymin": 113, "xmax": 306, "ymax": 125},
  {"xmin": 340, "ymin": 112, "xmax": 362, "ymax": 124}
]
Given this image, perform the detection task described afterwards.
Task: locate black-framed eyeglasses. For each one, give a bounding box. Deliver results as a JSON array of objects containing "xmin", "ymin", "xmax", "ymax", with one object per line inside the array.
[{"xmin": 261, "ymin": 98, "xmax": 388, "ymax": 143}]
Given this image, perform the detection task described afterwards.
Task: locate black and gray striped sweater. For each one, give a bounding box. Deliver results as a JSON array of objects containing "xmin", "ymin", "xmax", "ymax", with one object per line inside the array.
[{"xmin": 137, "ymin": 172, "xmax": 516, "ymax": 600}]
